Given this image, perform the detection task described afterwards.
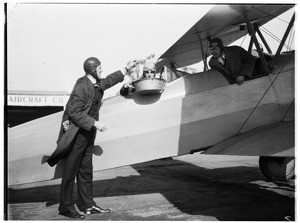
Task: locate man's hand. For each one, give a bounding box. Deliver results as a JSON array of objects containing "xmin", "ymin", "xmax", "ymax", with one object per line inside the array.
[
  {"xmin": 94, "ymin": 121, "xmax": 107, "ymax": 132},
  {"xmin": 63, "ymin": 120, "xmax": 70, "ymax": 131},
  {"xmin": 236, "ymin": 75, "xmax": 245, "ymax": 85},
  {"xmin": 124, "ymin": 82, "xmax": 135, "ymax": 89},
  {"xmin": 125, "ymin": 60, "xmax": 138, "ymax": 73}
]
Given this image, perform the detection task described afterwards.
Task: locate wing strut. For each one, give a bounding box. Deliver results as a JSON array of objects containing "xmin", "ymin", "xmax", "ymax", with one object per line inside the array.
[
  {"xmin": 197, "ymin": 32, "xmax": 208, "ymax": 72},
  {"xmin": 254, "ymin": 24, "xmax": 272, "ymax": 54},
  {"xmin": 243, "ymin": 11, "xmax": 270, "ymax": 74},
  {"xmin": 247, "ymin": 31, "xmax": 255, "ymax": 53},
  {"xmin": 269, "ymin": 13, "xmax": 295, "ymax": 69}
]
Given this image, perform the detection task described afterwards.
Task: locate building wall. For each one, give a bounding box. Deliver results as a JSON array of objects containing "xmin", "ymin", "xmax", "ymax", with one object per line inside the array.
[{"xmin": 7, "ymin": 91, "xmax": 70, "ymax": 127}]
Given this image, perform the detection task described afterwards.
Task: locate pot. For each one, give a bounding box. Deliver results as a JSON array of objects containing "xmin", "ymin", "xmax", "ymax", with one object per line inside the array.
[{"xmin": 133, "ymin": 78, "xmax": 166, "ymax": 95}]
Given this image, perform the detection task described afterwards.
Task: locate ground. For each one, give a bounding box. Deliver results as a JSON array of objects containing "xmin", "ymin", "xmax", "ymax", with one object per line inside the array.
[{"xmin": 7, "ymin": 154, "xmax": 295, "ymax": 221}]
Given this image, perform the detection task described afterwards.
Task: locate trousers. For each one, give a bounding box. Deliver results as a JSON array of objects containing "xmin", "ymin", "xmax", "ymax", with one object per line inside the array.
[{"xmin": 58, "ymin": 127, "xmax": 96, "ymax": 212}]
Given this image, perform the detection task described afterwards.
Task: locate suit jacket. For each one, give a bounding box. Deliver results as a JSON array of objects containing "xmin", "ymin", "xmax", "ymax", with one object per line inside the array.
[
  {"xmin": 47, "ymin": 70, "xmax": 124, "ymax": 166},
  {"xmin": 209, "ymin": 46, "xmax": 256, "ymax": 82}
]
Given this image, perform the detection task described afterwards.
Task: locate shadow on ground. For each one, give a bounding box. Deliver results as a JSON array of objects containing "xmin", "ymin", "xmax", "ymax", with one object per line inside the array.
[{"xmin": 7, "ymin": 158, "xmax": 295, "ymax": 221}]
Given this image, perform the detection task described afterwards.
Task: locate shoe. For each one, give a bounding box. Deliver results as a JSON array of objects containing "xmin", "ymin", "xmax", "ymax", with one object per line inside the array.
[
  {"xmin": 59, "ymin": 209, "xmax": 85, "ymax": 219},
  {"xmin": 85, "ymin": 205, "xmax": 111, "ymax": 214}
]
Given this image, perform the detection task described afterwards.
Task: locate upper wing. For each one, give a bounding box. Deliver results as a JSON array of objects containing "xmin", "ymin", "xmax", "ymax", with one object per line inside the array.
[
  {"xmin": 159, "ymin": 4, "xmax": 294, "ymax": 68},
  {"xmin": 202, "ymin": 121, "xmax": 294, "ymax": 157}
]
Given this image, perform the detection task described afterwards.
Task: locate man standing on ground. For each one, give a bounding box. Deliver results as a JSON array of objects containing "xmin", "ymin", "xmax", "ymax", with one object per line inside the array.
[{"xmin": 47, "ymin": 57, "xmax": 137, "ymax": 219}]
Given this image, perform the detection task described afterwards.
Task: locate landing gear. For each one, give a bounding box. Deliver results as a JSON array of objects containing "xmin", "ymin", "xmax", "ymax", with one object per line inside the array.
[{"xmin": 259, "ymin": 156, "xmax": 295, "ymax": 182}]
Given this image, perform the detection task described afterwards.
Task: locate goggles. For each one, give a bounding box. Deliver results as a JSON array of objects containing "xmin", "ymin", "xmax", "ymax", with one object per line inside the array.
[{"xmin": 143, "ymin": 69, "xmax": 156, "ymax": 74}]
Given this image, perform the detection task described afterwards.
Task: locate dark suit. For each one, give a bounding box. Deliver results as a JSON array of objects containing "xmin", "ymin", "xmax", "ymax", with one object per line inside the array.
[
  {"xmin": 209, "ymin": 46, "xmax": 256, "ymax": 82},
  {"xmin": 48, "ymin": 71, "xmax": 124, "ymax": 212}
]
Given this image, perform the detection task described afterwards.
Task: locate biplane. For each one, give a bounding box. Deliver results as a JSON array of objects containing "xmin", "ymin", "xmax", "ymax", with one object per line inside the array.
[{"xmin": 8, "ymin": 4, "xmax": 295, "ymax": 186}]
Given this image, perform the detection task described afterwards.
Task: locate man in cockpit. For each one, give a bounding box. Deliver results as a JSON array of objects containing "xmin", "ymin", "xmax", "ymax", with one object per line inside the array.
[{"xmin": 208, "ymin": 38, "xmax": 257, "ymax": 85}]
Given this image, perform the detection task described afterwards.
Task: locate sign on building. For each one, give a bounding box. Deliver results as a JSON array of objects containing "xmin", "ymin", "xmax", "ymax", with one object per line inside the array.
[{"xmin": 8, "ymin": 91, "xmax": 70, "ymax": 107}]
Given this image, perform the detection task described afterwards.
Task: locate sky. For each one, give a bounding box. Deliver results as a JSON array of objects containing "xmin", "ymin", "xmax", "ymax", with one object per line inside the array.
[
  {"xmin": 7, "ymin": 3, "xmax": 212, "ymax": 95},
  {"xmin": 6, "ymin": 3, "xmax": 296, "ymax": 97}
]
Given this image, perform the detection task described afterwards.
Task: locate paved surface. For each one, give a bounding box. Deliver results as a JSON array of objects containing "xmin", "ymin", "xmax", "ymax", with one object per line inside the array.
[{"xmin": 7, "ymin": 154, "xmax": 295, "ymax": 221}]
